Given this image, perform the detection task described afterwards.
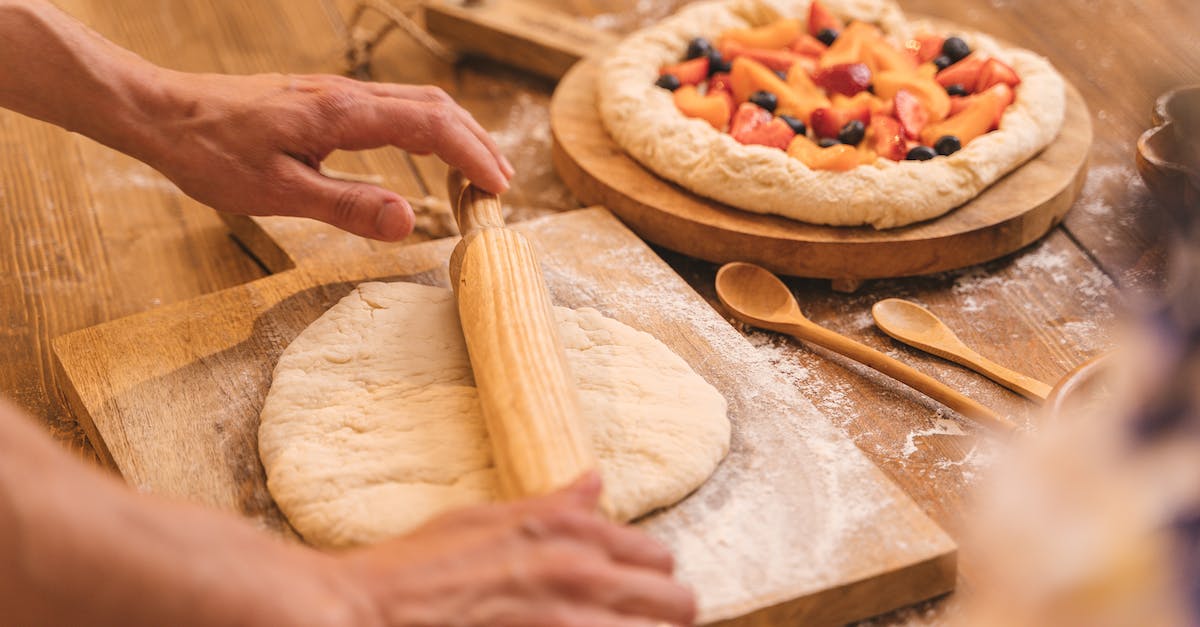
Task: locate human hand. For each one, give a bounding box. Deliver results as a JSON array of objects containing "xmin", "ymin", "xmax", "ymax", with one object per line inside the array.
[
  {"xmin": 339, "ymin": 473, "xmax": 696, "ymax": 627},
  {"xmin": 147, "ymin": 71, "xmax": 513, "ymax": 241}
]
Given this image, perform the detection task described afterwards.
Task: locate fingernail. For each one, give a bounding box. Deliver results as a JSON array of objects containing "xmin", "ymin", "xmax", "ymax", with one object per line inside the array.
[
  {"xmin": 501, "ymin": 156, "xmax": 516, "ymax": 177},
  {"xmin": 376, "ymin": 200, "xmax": 413, "ymax": 241}
]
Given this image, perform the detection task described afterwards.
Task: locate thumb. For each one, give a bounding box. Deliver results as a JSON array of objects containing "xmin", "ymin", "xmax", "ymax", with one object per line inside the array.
[{"xmin": 284, "ymin": 163, "xmax": 414, "ymax": 241}]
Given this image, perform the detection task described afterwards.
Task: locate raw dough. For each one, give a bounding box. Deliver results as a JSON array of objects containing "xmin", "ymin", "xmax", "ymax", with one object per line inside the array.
[
  {"xmin": 598, "ymin": 0, "xmax": 1067, "ymax": 228},
  {"xmin": 259, "ymin": 282, "xmax": 731, "ymax": 548}
]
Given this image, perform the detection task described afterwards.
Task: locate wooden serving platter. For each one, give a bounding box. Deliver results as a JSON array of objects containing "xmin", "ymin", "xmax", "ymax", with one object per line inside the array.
[
  {"xmin": 551, "ymin": 59, "xmax": 1093, "ymax": 283},
  {"xmin": 54, "ymin": 208, "xmax": 954, "ymax": 625}
]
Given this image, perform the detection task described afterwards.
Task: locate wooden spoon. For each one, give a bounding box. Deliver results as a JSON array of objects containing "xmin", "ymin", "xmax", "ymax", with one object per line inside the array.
[
  {"xmin": 715, "ymin": 262, "xmax": 1015, "ymax": 433},
  {"xmin": 872, "ymin": 298, "xmax": 1052, "ymax": 402}
]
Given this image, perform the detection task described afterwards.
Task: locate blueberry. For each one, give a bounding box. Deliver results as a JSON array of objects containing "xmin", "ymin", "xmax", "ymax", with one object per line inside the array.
[
  {"xmin": 779, "ymin": 114, "xmax": 807, "ymax": 136},
  {"xmin": 818, "ymin": 137, "xmax": 841, "ymax": 148},
  {"xmin": 707, "ymin": 50, "xmax": 731, "ymax": 75},
  {"xmin": 945, "ymin": 83, "xmax": 968, "ymax": 97},
  {"xmin": 686, "ymin": 37, "xmax": 713, "ymax": 60},
  {"xmin": 817, "ymin": 28, "xmax": 839, "ymax": 46},
  {"xmin": 655, "ymin": 74, "xmax": 682, "ymax": 91},
  {"xmin": 749, "ymin": 90, "xmax": 778, "ymax": 113},
  {"xmin": 905, "ymin": 145, "xmax": 937, "ymax": 161},
  {"xmin": 775, "ymin": 69, "xmax": 788, "ymax": 81},
  {"xmin": 942, "ymin": 37, "xmax": 970, "ymax": 63},
  {"xmin": 933, "ymin": 55, "xmax": 953, "ymax": 71},
  {"xmin": 934, "ymin": 135, "xmax": 962, "ymax": 156},
  {"xmin": 837, "ymin": 119, "xmax": 866, "ymax": 146}
]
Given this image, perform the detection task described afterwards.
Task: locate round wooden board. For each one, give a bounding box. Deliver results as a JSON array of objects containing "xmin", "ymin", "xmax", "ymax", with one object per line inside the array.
[{"xmin": 550, "ymin": 59, "xmax": 1092, "ymax": 281}]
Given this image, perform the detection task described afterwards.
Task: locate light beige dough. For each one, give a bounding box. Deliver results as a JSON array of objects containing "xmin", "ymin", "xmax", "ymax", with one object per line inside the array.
[
  {"xmin": 259, "ymin": 282, "xmax": 731, "ymax": 548},
  {"xmin": 598, "ymin": 0, "xmax": 1066, "ymax": 228}
]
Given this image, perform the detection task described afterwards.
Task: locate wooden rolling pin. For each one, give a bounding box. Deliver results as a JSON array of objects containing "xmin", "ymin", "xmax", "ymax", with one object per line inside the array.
[{"xmin": 446, "ymin": 171, "xmax": 608, "ymax": 511}]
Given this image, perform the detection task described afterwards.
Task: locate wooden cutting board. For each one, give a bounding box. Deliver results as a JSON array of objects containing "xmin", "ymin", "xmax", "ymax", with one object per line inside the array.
[{"xmin": 54, "ymin": 208, "xmax": 955, "ymax": 625}]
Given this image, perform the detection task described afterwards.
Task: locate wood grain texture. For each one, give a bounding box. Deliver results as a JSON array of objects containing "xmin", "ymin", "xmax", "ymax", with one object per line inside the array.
[
  {"xmin": 53, "ymin": 208, "xmax": 956, "ymax": 625},
  {"xmin": 551, "ymin": 58, "xmax": 1092, "ymax": 281},
  {"xmin": 0, "ymin": 0, "xmax": 1165, "ymax": 624},
  {"xmin": 423, "ymin": 0, "xmax": 619, "ymax": 80},
  {"xmin": 895, "ymin": 0, "xmax": 1200, "ymax": 292},
  {"xmin": 871, "ymin": 298, "xmax": 1054, "ymax": 401},
  {"xmin": 714, "ymin": 263, "xmax": 1013, "ymax": 432}
]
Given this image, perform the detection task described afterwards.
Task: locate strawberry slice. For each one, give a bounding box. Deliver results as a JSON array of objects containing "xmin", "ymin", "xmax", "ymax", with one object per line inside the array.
[
  {"xmin": 975, "ymin": 58, "xmax": 1021, "ymax": 92},
  {"xmin": 709, "ymin": 72, "xmax": 734, "ymax": 95},
  {"xmin": 813, "ymin": 62, "xmax": 872, "ymax": 97},
  {"xmin": 809, "ymin": 107, "xmax": 847, "ymax": 139},
  {"xmin": 935, "ymin": 53, "xmax": 985, "ymax": 92},
  {"xmin": 659, "ymin": 57, "xmax": 710, "ymax": 87},
  {"xmin": 893, "ymin": 89, "xmax": 928, "ymax": 140},
  {"xmin": 721, "ymin": 41, "xmax": 805, "ymax": 72},
  {"xmin": 730, "ymin": 103, "xmax": 795, "ymax": 149},
  {"xmin": 788, "ymin": 33, "xmax": 828, "ymax": 58},
  {"xmin": 724, "ymin": 104, "xmax": 792, "ymax": 150},
  {"xmin": 870, "ymin": 115, "xmax": 907, "ymax": 161},
  {"xmin": 807, "ymin": 0, "xmax": 844, "ymax": 37}
]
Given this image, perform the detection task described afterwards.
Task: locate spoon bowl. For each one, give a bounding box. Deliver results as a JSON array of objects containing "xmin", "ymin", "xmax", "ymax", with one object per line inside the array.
[
  {"xmin": 715, "ymin": 262, "xmax": 804, "ymax": 324},
  {"xmin": 872, "ymin": 298, "xmax": 1052, "ymax": 401}
]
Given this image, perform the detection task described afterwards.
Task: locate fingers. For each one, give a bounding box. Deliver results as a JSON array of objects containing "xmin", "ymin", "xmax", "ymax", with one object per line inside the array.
[
  {"xmin": 537, "ymin": 553, "xmax": 696, "ymax": 626},
  {"xmin": 497, "ymin": 473, "xmax": 675, "ymax": 574},
  {"xmin": 313, "ymin": 85, "xmax": 512, "ymax": 195},
  {"xmin": 280, "ymin": 160, "xmax": 414, "ymax": 241},
  {"xmin": 363, "ymin": 84, "xmax": 515, "ymax": 179}
]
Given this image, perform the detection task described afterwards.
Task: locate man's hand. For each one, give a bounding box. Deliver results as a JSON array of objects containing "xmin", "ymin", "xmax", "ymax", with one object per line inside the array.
[
  {"xmin": 342, "ymin": 473, "xmax": 697, "ymax": 627},
  {"xmin": 148, "ymin": 72, "xmax": 514, "ymax": 241},
  {"xmin": 0, "ymin": 0, "xmax": 513, "ymax": 242}
]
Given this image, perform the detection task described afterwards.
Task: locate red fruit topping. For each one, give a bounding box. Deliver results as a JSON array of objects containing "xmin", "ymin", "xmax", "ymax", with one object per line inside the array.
[
  {"xmin": 807, "ymin": 0, "xmax": 844, "ymax": 37},
  {"xmin": 935, "ymin": 53, "xmax": 985, "ymax": 91},
  {"xmin": 659, "ymin": 57, "xmax": 710, "ymax": 86},
  {"xmin": 730, "ymin": 103, "xmax": 795, "ymax": 149},
  {"xmin": 813, "ymin": 62, "xmax": 872, "ymax": 96},
  {"xmin": 893, "ymin": 89, "xmax": 929, "ymax": 140},
  {"xmin": 909, "ymin": 34, "xmax": 945, "ymax": 64},
  {"xmin": 870, "ymin": 115, "xmax": 907, "ymax": 161},
  {"xmin": 809, "ymin": 107, "xmax": 846, "ymax": 139},
  {"xmin": 709, "ymin": 72, "xmax": 734, "ymax": 95},
  {"xmin": 975, "ymin": 58, "xmax": 1021, "ymax": 92}
]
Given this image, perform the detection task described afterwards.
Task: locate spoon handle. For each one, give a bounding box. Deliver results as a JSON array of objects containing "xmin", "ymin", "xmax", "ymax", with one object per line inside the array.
[
  {"xmin": 772, "ymin": 320, "xmax": 1016, "ymax": 433},
  {"xmin": 954, "ymin": 351, "xmax": 1053, "ymax": 401}
]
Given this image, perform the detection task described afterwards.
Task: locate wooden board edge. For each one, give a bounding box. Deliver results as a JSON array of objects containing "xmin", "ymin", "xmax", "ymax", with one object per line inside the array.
[
  {"xmin": 422, "ymin": 0, "xmax": 618, "ymax": 81},
  {"xmin": 50, "ymin": 343, "xmax": 121, "ymax": 471},
  {"xmin": 220, "ymin": 213, "xmax": 296, "ymax": 274},
  {"xmin": 703, "ymin": 548, "xmax": 957, "ymax": 626}
]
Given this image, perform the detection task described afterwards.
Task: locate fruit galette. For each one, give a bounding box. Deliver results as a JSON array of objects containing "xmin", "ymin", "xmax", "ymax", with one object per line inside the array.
[{"xmin": 599, "ymin": 0, "xmax": 1066, "ymax": 228}]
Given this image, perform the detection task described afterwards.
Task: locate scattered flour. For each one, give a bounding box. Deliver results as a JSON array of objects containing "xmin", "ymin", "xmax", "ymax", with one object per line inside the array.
[
  {"xmin": 529, "ymin": 212, "xmax": 954, "ymax": 621},
  {"xmin": 488, "ymin": 92, "xmax": 575, "ymax": 222}
]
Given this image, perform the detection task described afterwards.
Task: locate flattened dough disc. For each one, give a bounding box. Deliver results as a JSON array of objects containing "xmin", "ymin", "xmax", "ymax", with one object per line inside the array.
[{"xmin": 259, "ymin": 282, "xmax": 731, "ymax": 547}]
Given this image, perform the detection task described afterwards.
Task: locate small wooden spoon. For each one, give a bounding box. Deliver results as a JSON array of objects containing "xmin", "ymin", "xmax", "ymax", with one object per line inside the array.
[
  {"xmin": 715, "ymin": 262, "xmax": 1015, "ymax": 433},
  {"xmin": 872, "ymin": 298, "xmax": 1052, "ymax": 402}
]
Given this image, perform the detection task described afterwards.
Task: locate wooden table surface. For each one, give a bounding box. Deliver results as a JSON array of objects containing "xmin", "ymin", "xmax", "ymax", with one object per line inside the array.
[{"xmin": 3, "ymin": 0, "xmax": 1198, "ymax": 623}]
